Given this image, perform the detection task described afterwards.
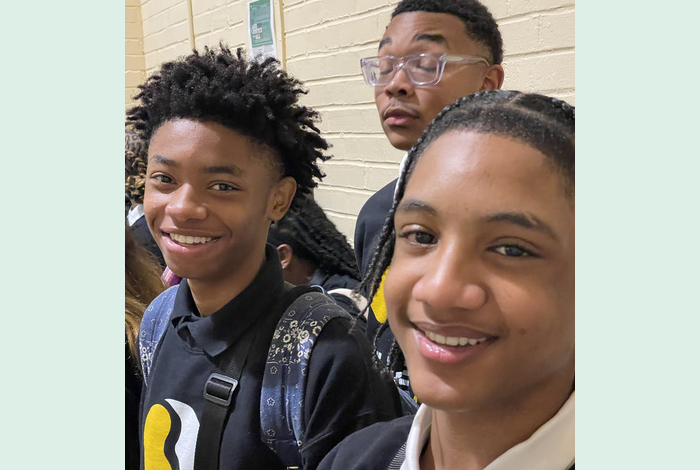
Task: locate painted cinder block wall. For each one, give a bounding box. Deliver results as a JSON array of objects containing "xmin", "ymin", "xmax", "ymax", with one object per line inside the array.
[
  {"xmin": 125, "ymin": 0, "xmax": 147, "ymax": 114},
  {"xmin": 125, "ymin": 0, "xmax": 575, "ymax": 243}
]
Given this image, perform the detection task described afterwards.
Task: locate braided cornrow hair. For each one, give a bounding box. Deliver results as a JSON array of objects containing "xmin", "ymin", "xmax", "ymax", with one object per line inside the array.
[
  {"xmin": 362, "ymin": 89, "xmax": 575, "ymax": 375},
  {"xmin": 125, "ymin": 123, "xmax": 149, "ymax": 205},
  {"xmin": 268, "ymin": 195, "xmax": 360, "ymax": 280},
  {"xmin": 126, "ymin": 43, "xmax": 329, "ymax": 195}
]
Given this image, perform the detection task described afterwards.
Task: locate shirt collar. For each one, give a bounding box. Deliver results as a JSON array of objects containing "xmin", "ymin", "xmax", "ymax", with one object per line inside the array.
[
  {"xmin": 402, "ymin": 392, "xmax": 575, "ymax": 470},
  {"xmin": 308, "ymin": 269, "xmax": 329, "ymax": 287},
  {"xmin": 127, "ymin": 203, "xmax": 145, "ymax": 226},
  {"xmin": 170, "ymin": 243, "xmax": 285, "ymax": 356}
]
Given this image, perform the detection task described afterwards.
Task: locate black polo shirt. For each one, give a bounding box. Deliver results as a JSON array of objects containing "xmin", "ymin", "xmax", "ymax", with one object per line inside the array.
[{"xmin": 140, "ymin": 244, "xmax": 403, "ymax": 470}]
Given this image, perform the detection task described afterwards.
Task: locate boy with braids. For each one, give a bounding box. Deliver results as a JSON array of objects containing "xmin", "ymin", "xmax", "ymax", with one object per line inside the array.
[
  {"xmin": 128, "ymin": 45, "xmax": 402, "ymax": 470},
  {"xmin": 268, "ymin": 194, "xmax": 367, "ymax": 317},
  {"xmin": 354, "ymin": 0, "xmax": 505, "ymax": 399},
  {"xmin": 321, "ymin": 90, "xmax": 575, "ymax": 470}
]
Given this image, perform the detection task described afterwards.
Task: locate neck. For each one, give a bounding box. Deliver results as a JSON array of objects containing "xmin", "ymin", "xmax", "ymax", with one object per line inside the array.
[
  {"xmin": 421, "ymin": 381, "xmax": 573, "ymax": 470},
  {"xmin": 188, "ymin": 252, "xmax": 266, "ymax": 316}
]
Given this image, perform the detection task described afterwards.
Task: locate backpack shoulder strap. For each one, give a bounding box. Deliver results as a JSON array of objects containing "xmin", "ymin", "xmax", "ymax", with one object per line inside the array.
[
  {"xmin": 260, "ymin": 288, "xmax": 351, "ymax": 468},
  {"xmin": 138, "ymin": 285, "xmax": 178, "ymax": 386}
]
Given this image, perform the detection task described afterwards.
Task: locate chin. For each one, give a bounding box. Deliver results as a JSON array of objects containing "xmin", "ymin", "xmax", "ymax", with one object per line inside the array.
[
  {"xmin": 409, "ymin": 373, "xmax": 471, "ymax": 411},
  {"xmin": 385, "ymin": 130, "xmax": 417, "ymax": 151},
  {"xmin": 415, "ymin": 388, "xmax": 474, "ymax": 413}
]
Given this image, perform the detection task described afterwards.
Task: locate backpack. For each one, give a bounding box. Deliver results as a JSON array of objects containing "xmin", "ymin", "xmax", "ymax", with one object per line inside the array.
[{"xmin": 138, "ymin": 283, "xmax": 349, "ymax": 469}]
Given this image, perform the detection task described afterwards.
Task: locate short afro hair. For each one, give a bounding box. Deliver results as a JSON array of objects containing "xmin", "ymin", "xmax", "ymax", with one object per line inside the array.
[
  {"xmin": 391, "ymin": 0, "xmax": 503, "ymax": 65},
  {"xmin": 126, "ymin": 44, "xmax": 329, "ymax": 195}
]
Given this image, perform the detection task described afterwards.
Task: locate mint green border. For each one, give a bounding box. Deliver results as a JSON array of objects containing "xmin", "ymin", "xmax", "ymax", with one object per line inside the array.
[
  {"xmin": 1, "ymin": 2, "xmax": 123, "ymax": 468},
  {"xmin": 578, "ymin": 2, "xmax": 700, "ymax": 468}
]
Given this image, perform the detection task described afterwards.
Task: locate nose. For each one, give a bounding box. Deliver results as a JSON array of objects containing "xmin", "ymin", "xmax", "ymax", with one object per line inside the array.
[
  {"xmin": 412, "ymin": 246, "xmax": 487, "ymax": 312},
  {"xmin": 382, "ymin": 65, "xmax": 415, "ymax": 97},
  {"xmin": 164, "ymin": 185, "xmax": 207, "ymax": 222}
]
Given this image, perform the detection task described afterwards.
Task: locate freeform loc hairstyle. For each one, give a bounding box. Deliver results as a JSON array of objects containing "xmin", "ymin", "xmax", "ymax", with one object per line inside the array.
[
  {"xmin": 391, "ymin": 0, "xmax": 504, "ymax": 65},
  {"xmin": 364, "ymin": 89, "xmax": 575, "ymax": 373},
  {"xmin": 268, "ymin": 195, "xmax": 360, "ymax": 281},
  {"xmin": 126, "ymin": 44, "xmax": 329, "ymax": 195},
  {"xmin": 125, "ymin": 123, "xmax": 149, "ymax": 205}
]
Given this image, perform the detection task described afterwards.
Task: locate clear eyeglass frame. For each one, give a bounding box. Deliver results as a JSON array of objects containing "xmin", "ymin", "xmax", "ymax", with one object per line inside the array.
[{"xmin": 360, "ymin": 53, "xmax": 490, "ymax": 87}]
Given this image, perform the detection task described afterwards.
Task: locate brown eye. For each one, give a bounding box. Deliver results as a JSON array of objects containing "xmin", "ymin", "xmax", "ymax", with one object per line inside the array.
[
  {"xmin": 399, "ymin": 230, "xmax": 436, "ymax": 245},
  {"xmin": 152, "ymin": 174, "xmax": 173, "ymax": 184},
  {"xmin": 211, "ymin": 183, "xmax": 237, "ymax": 191},
  {"xmin": 492, "ymin": 245, "xmax": 532, "ymax": 257}
]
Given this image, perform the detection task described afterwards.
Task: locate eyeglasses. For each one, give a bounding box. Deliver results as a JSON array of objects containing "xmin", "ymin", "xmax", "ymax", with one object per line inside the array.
[{"xmin": 360, "ymin": 53, "xmax": 490, "ymax": 87}]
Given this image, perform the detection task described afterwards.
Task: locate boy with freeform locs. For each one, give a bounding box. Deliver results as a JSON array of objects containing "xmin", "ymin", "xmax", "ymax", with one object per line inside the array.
[{"xmin": 128, "ymin": 45, "xmax": 403, "ymax": 470}]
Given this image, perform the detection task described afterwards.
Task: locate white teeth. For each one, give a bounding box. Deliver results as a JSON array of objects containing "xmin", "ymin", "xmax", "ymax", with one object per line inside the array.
[
  {"xmin": 170, "ymin": 233, "xmax": 214, "ymax": 245},
  {"xmin": 425, "ymin": 330, "xmax": 487, "ymax": 347}
]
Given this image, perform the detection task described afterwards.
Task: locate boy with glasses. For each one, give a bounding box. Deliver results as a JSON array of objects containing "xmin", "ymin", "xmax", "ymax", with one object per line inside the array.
[{"xmin": 353, "ymin": 0, "xmax": 504, "ymax": 389}]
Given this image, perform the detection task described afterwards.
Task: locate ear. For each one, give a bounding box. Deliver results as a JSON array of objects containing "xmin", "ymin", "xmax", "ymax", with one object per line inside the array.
[
  {"xmin": 268, "ymin": 176, "xmax": 297, "ymax": 222},
  {"xmin": 276, "ymin": 243, "xmax": 294, "ymax": 269},
  {"xmin": 480, "ymin": 64, "xmax": 505, "ymax": 91}
]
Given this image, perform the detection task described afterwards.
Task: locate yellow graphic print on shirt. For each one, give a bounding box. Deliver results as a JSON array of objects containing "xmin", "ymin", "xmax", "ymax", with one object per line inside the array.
[
  {"xmin": 143, "ymin": 399, "xmax": 200, "ymax": 470},
  {"xmin": 370, "ymin": 268, "xmax": 389, "ymax": 323}
]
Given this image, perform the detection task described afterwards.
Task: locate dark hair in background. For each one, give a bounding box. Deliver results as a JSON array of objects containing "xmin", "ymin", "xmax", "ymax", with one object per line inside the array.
[
  {"xmin": 125, "ymin": 123, "xmax": 149, "ymax": 205},
  {"xmin": 364, "ymin": 89, "xmax": 575, "ymax": 374},
  {"xmin": 126, "ymin": 44, "xmax": 330, "ymax": 195},
  {"xmin": 268, "ymin": 195, "xmax": 360, "ymax": 281},
  {"xmin": 391, "ymin": 0, "xmax": 504, "ymax": 64}
]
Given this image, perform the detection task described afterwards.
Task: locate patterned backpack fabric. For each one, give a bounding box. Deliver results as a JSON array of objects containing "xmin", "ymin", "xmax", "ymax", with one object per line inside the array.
[
  {"xmin": 138, "ymin": 285, "xmax": 178, "ymax": 386},
  {"xmin": 137, "ymin": 285, "xmax": 349, "ymax": 468},
  {"xmin": 260, "ymin": 291, "xmax": 349, "ymax": 467}
]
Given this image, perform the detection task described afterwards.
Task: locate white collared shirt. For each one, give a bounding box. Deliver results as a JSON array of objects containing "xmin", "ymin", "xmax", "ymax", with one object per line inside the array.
[
  {"xmin": 127, "ymin": 203, "xmax": 145, "ymax": 227},
  {"xmin": 401, "ymin": 392, "xmax": 575, "ymax": 470}
]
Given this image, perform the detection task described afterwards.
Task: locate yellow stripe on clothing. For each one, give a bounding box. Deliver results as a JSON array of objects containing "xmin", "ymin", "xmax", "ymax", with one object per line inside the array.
[{"xmin": 370, "ymin": 268, "xmax": 389, "ymax": 323}]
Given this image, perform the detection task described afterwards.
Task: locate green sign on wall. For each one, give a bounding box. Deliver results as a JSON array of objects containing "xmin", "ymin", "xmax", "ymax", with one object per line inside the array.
[{"xmin": 248, "ymin": 0, "xmax": 276, "ymax": 58}]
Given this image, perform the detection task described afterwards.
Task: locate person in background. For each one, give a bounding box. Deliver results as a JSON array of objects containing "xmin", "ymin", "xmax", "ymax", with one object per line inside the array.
[
  {"xmin": 125, "ymin": 225, "xmax": 164, "ymax": 470},
  {"xmin": 126, "ymin": 124, "xmax": 165, "ymax": 268},
  {"xmin": 268, "ymin": 194, "xmax": 368, "ymax": 318},
  {"xmin": 321, "ymin": 90, "xmax": 575, "ymax": 470},
  {"xmin": 354, "ymin": 0, "xmax": 505, "ymax": 397}
]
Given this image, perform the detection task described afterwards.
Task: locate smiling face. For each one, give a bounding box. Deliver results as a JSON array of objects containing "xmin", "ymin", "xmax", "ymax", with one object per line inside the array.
[
  {"xmin": 384, "ymin": 130, "xmax": 575, "ymax": 414},
  {"xmin": 374, "ymin": 12, "xmax": 503, "ymax": 151},
  {"xmin": 143, "ymin": 119, "xmax": 296, "ymax": 293}
]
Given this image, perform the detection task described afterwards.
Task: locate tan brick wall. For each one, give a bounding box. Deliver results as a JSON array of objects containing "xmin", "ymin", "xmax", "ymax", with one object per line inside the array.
[
  {"xmin": 125, "ymin": 0, "xmax": 147, "ymax": 113},
  {"xmin": 125, "ymin": 0, "xmax": 575, "ymax": 243}
]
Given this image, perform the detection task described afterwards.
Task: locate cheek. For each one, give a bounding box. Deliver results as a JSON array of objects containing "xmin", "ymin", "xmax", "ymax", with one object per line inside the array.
[
  {"xmin": 142, "ymin": 190, "xmax": 158, "ymax": 220},
  {"xmin": 374, "ymin": 88, "xmax": 384, "ymax": 104},
  {"xmin": 383, "ymin": 260, "xmax": 417, "ymax": 322},
  {"xmin": 501, "ymin": 281, "xmax": 574, "ymax": 353}
]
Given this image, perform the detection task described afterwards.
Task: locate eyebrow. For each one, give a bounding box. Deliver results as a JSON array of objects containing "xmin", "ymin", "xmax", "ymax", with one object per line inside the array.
[
  {"xmin": 150, "ymin": 154, "xmax": 176, "ymax": 166},
  {"xmin": 149, "ymin": 154, "xmax": 243, "ymax": 176},
  {"xmin": 395, "ymin": 199, "xmax": 437, "ymax": 216},
  {"xmin": 484, "ymin": 212, "xmax": 557, "ymax": 239},
  {"xmin": 203, "ymin": 165, "xmax": 242, "ymax": 176},
  {"xmin": 378, "ymin": 33, "xmax": 449, "ymax": 52},
  {"xmin": 396, "ymin": 202, "xmax": 557, "ymax": 239}
]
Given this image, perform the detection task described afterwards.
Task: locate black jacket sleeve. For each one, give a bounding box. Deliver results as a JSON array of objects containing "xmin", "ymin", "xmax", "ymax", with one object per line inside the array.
[
  {"xmin": 300, "ymin": 315, "xmax": 404, "ymax": 470},
  {"xmin": 317, "ymin": 415, "xmax": 413, "ymax": 470}
]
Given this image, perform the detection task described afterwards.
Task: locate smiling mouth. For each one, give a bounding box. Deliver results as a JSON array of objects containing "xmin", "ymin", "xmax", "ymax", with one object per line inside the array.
[
  {"xmin": 424, "ymin": 330, "xmax": 489, "ymax": 347},
  {"xmin": 168, "ymin": 233, "xmax": 217, "ymax": 245}
]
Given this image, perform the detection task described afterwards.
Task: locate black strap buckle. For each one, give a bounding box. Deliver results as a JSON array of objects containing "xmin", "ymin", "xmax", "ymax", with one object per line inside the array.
[{"xmin": 203, "ymin": 373, "xmax": 239, "ymax": 406}]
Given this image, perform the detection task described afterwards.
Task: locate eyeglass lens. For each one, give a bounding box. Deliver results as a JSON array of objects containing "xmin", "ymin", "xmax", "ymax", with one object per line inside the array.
[{"xmin": 369, "ymin": 55, "xmax": 440, "ymax": 85}]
